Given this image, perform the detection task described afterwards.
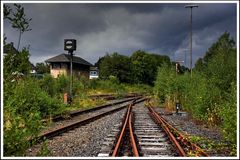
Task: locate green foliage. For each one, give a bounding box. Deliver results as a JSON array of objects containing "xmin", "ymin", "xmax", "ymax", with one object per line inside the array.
[
  {"xmin": 131, "ymin": 50, "xmax": 171, "ymax": 85},
  {"xmin": 4, "ymin": 4, "xmax": 12, "ymax": 19},
  {"xmin": 55, "ymin": 74, "xmax": 69, "ymax": 93},
  {"xmin": 36, "ymin": 141, "xmax": 52, "ymax": 156},
  {"xmin": 154, "ymin": 32, "xmax": 237, "ymax": 150},
  {"xmin": 39, "ymin": 74, "xmax": 57, "ymax": 97},
  {"xmin": 97, "ymin": 50, "xmax": 171, "ymax": 85},
  {"xmin": 203, "ymin": 32, "xmax": 235, "ymax": 64},
  {"xmin": 4, "ymin": 4, "xmax": 32, "ymax": 50},
  {"xmin": 4, "ymin": 47, "xmax": 31, "ymax": 77},
  {"xmin": 35, "ymin": 63, "xmax": 50, "ymax": 74},
  {"xmin": 99, "ymin": 52, "xmax": 132, "ymax": 83},
  {"xmin": 218, "ymin": 83, "xmax": 237, "ymax": 144},
  {"xmin": 154, "ymin": 63, "xmax": 176, "ymax": 103},
  {"xmin": 4, "ymin": 77, "xmax": 65, "ymax": 156},
  {"xmin": 89, "ymin": 76, "xmax": 126, "ymax": 95}
]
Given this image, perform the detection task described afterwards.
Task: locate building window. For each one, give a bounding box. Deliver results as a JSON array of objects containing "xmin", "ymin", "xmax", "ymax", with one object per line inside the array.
[
  {"xmin": 90, "ymin": 71, "xmax": 98, "ymax": 75},
  {"xmin": 52, "ymin": 63, "xmax": 61, "ymax": 69}
]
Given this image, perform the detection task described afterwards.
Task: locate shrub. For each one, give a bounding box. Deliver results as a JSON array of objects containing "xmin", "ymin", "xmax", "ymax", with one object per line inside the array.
[
  {"xmin": 39, "ymin": 74, "xmax": 57, "ymax": 97},
  {"xmin": 218, "ymin": 83, "xmax": 237, "ymax": 144},
  {"xmin": 4, "ymin": 77, "xmax": 65, "ymax": 156}
]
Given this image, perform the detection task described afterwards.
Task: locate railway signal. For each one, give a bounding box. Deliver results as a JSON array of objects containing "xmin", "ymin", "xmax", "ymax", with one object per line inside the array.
[{"xmin": 64, "ymin": 39, "xmax": 77, "ymax": 104}]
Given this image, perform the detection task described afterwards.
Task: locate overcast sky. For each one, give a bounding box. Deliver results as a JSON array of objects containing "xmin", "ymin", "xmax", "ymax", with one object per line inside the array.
[{"xmin": 3, "ymin": 3, "xmax": 237, "ymax": 66}]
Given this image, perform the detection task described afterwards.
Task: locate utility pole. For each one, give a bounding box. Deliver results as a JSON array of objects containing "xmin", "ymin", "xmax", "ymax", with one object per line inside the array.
[{"xmin": 185, "ymin": 4, "xmax": 198, "ymax": 78}]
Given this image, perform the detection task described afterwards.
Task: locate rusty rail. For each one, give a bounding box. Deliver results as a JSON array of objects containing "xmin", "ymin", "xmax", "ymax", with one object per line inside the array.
[
  {"xmin": 29, "ymin": 98, "xmax": 146, "ymax": 145},
  {"xmin": 147, "ymin": 102, "xmax": 208, "ymax": 157},
  {"xmin": 155, "ymin": 111, "xmax": 209, "ymax": 157},
  {"xmin": 112, "ymin": 103, "xmax": 132, "ymax": 156},
  {"xmin": 148, "ymin": 106, "xmax": 186, "ymax": 156},
  {"xmin": 89, "ymin": 93, "xmax": 141, "ymax": 100},
  {"xmin": 112, "ymin": 102, "xmax": 140, "ymax": 157},
  {"xmin": 129, "ymin": 113, "xmax": 139, "ymax": 156},
  {"xmin": 43, "ymin": 96, "xmax": 141, "ymax": 122}
]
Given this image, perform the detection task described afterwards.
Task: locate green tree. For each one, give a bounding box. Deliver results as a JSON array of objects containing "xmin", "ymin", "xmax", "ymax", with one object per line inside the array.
[
  {"xmin": 98, "ymin": 52, "xmax": 132, "ymax": 83},
  {"xmin": 35, "ymin": 62, "xmax": 50, "ymax": 74},
  {"xmin": 4, "ymin": 4, "xmax": 32, "ymax": 50},
  {"xmin": 4, "ymin": 4, "xmax": 12, "ymax": 20},
  {"xmin": 4, "ymin": 47, "xmax": 31, "ymax": 77},
  {"xmin": 195, "ymin": 32, "xmax": 235, "ymax": 71},
  {"xmin": 131, "ymin": 50, "xmax": 171, "ymax": 85}
]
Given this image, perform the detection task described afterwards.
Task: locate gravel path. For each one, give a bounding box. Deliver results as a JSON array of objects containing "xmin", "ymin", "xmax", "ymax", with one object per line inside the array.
[
  {"xmin": 154, "ymin": 107, "xmax": 229, "ymax": 156},
  {"xmin": 154, "ymin": 107, "xmax": 222, "ymax": 141},
  {"xmin": 26, "ymin": 109, "xmax": 127, "ymax": 157}
]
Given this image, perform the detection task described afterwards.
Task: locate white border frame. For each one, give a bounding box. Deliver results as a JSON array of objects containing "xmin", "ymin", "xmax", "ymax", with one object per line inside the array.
[{"xmin": 1, "ymin": 1, "xmax": 239, "ymax": 159}]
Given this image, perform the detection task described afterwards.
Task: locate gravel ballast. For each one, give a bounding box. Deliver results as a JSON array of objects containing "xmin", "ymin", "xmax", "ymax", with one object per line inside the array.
[{"xmin": 26, "ymin": 109, "xmax": 127, "ymax": 157}]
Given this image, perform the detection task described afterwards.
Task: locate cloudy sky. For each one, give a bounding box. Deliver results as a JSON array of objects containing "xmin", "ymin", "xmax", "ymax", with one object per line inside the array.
[{"xmin": 3, "ymin": 2, "xmax": 237, "ymax": 66}]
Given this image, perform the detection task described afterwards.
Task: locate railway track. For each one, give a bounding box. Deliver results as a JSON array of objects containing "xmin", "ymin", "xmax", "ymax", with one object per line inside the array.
[
  {"xmin": 45, "ymin": 96, "xmax": 141, "ymax": 122},
  {"xmin": 89, "ymin": 93, "xmax": 140, "ymax": 100},
  {"xmin": 148, "ymin": 105, "xmax": 209, "ymax": 157},
  {"xmin": 98, "ymin": 100, "xmax": 208, "ymax": 157},
  {"xmin": 29, "ymin": 97, "xmax": 145, "ymax": 145}
]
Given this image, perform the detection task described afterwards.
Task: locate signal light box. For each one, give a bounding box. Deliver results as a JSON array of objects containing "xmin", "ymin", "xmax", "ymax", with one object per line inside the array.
[{"xmin": 64, "ymin": 39, "xmax": 76, "ymax": 51}]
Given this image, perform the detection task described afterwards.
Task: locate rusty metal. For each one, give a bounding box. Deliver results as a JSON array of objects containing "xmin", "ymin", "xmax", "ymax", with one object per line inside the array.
[
  {"xmin": 128, "ymin": 113, "xmax": 139, "ymax": 156},
  {"xmin": 30, "ymin": 98, "xmax": 143, "ymax": 145},
  {"xmin": 89, "ymin": 93, "xmax": 141, "ymax": 100},
  {"xmin": 156, "ymin": 111, "xmax": 209, "ymax": 157},
  {"xmin": 112, "ymin": 103, "xmax": 132, "ymax": 156},
  {"xmin": 148, "ymin": 106, "xmax": 186, "ymax": 156},
  {"xmin": 148, "ymin": 102, "xmax": 208, "ymax": 157},
  {"xmin": 42, "ymin": 96, "xmax": 141, "ymax": 123},
  {"xmin": 112, "ymin": 101, "xmax": 141, "ymax": 157}
]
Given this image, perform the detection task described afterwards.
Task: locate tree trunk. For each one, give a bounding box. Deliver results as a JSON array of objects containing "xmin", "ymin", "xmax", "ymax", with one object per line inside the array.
[{"xmin": 17, "ymin": 30, "xmax": 22, "ymax": 51}]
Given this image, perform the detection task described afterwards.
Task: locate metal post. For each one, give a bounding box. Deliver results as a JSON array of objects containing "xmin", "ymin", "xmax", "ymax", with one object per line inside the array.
[
  {"xmin": 69, "ymin": 51, "xmax": 73, "ymax": 103},
  {"xmin": 190, "ymin": 8, "xmax": 192, "ymax": 77},
  {"xmin": 185, "ymin": 4, "xmax": 198, "ymax": 78},
  {"xmin": 64, "ymin": 39, "xmax": 76, "ymax": 104}
]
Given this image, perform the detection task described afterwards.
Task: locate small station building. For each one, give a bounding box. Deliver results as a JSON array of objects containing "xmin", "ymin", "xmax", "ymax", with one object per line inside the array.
[{"xmin": 45, "ymin": 53, "xmax": 93, "ymax": 79}]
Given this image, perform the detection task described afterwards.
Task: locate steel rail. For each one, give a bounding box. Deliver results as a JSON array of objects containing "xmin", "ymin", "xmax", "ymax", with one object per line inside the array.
[
  {"xmin": 148, "ymin": 106, "xmax": 186, "ymax": 156},
  {"xmin": 30, "ymin": 97, "xmax": 147, "ymax": 145},
  {"xmin": 112, "ymin": 103, "xmax": 132, "ymax": 156},
  {"xmin": 112, "ymin": 98, "xmax": 145, "ymax": 157},
  {"xmin": 155, "ymin": 111, "xmax": 209, "ymax": 157},
  {"xmin": 43, "ymin": 96, "xmax": 141, "ymax": 122},
  {"xmin": 89, "ymin": 93, "xmax": 140, "ymax": 100},
  {"xmin": 29, "ymin": 98, "xmax": 143, "ymax": 145},
  {"xmin": 148, "ymin": 103, "xmax": 208, "ymax": 157},
  {"xmin": 128, "ymin": 112, "xmax": 139, "ymax": 156}
]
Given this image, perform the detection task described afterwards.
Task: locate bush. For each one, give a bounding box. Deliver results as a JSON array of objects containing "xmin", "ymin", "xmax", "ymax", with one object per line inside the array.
[
  {"xmin": 218, "ymin": 83, "xmax": 237, "ymax": 144},
  {"xmin": 4, "ymin": 77, "xmax": 65, "ymax": 156},
  {"xmin": 39, "ymin": 74, "xmax": 57, "ymax": 97},
  {"xmin": 56, "ymin": 74, "xmax": 69, "ymax": 94}
]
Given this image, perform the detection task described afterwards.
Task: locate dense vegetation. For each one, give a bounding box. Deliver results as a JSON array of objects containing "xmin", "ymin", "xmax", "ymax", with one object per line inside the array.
[
  {"xmin": 96, "ymin": 50, "xmax": 171, "ymax": 85},
  {"xmin": 154, "ymin": 32, "xmax": 237, "ymax": 154}
]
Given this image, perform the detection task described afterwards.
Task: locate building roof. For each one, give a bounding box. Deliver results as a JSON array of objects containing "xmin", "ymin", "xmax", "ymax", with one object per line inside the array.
[{"xmin": 45, "ymin": 53, "xmax": 92, "ymax": 66}]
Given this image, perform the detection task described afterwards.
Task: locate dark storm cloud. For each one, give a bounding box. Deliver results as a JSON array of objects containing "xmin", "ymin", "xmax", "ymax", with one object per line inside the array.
[{"xmin": 3, "ymin": 3, "xmax": 236, "ymax": 66}]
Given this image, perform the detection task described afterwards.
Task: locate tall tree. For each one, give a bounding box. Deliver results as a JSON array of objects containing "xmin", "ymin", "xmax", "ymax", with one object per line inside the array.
[
  {"xmin": 194, "ymin": 32, "xmax": 236, "ymax": 92},
  {"xmin": 4, "ymin": 4, "xmax": 32, "ymax": 50},
  {"xmin": 98, "ymin": 53, "xmax": 132, "ymax": 83},
  {"xmin": 130, "ymin": 50, "xmax": 171, "ymax": 85}
]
